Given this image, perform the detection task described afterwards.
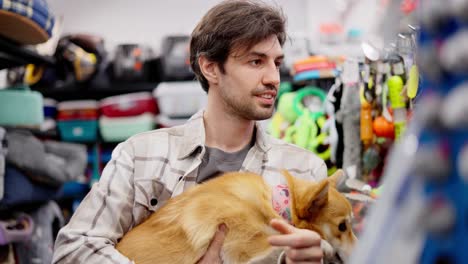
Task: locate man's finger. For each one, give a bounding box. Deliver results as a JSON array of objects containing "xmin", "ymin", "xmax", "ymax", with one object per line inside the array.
[
  {"xmin": 284, "ymin": 259, "xmax": 321, "ymax": 264},
  {"xmin": 268, "ymin": 233, "xmax": 320, "ymax": 247},
  {"xmin": 285, "ymin": 247, "xmax": 323, "ymax": 261},
  {"xmin": 197, "ymin": 224, "xmax": 228, "ymax": 263},
  {"xmin": 270, "ymin": 218, "xmax": 295, "ymax": 235},
  {"xmin": 209, "ymin": 224, "xmax": 228, "ymax": 251},
  {"xmin": 268, "ymin": 234, "xmax": 298, "ymax": 247}
]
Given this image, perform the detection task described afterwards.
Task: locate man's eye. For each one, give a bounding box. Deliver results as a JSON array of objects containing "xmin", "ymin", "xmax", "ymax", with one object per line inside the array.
[
  {"xmin": 338, "ymin": 222, "xmax": 347, "ymax": 232},
  {"xmin": 250, "ymin": 60, "xmax": 262, "ymax": 66}
]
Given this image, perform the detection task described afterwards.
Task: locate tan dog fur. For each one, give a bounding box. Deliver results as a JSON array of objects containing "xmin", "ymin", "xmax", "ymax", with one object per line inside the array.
[{"xmin": 116, "ymin": 170, "xmax": 356, "ymax": 264}]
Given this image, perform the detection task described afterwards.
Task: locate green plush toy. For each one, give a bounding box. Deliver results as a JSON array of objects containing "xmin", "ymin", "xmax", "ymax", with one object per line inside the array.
[{"xmin": 277, "ymin": 92, "xmax": 298, "ymax": 123}]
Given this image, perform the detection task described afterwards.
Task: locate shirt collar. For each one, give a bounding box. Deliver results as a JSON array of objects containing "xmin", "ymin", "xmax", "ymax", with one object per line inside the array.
[
  {"xmin": 177, "ymin": 110, "xmax": 206, "ymax": 160},
  {"xmin": 177, "ymin": 110, "xmax": 272, "ymax": 160}
]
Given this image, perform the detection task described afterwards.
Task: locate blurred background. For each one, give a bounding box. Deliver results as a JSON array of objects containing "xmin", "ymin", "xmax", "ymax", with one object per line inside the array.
[{"xmin": 0, "ymin": 0, "xmax": 467, "ymax": 263}]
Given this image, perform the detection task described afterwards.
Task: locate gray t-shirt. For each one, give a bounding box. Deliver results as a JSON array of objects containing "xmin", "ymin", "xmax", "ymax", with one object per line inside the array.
[{"xmin": 196, "ymin": 141, "xmax": 253, "ymax": 183}]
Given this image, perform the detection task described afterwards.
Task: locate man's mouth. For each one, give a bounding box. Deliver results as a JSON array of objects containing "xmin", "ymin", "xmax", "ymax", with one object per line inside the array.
[
  {"xmin": 254, "ymin": 92, "xmax": 276, "ymax": 105},
  {"xmin": 258, "ymin": 94, "xmax": 275, "ymax": 99}
]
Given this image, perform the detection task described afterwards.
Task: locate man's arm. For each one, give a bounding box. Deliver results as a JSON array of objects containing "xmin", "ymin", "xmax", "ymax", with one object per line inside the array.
[{"xmin": 53, "ymin": 141, "xmax": 136, "ymax": 264}]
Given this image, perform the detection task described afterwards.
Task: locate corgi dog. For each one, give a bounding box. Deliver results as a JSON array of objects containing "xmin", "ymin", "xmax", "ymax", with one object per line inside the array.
[{"xmin": 116, "ymin": 170, "xmax": 356, "ymax": 264}]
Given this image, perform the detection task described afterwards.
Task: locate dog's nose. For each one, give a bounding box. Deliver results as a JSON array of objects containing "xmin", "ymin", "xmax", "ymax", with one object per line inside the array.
[
  {"xmin": 335, "ymin": 252, "xmax": 343, "ymax": 263},
  {"xmin": 325, "ymin": 252, "xmax": 343, "ymax": 264}
]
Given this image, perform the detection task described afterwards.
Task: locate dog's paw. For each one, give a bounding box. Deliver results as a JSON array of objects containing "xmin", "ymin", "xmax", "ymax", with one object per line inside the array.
[{"xmin": 321, "ymin": 240, "xmax": 343, "ymax": 264}]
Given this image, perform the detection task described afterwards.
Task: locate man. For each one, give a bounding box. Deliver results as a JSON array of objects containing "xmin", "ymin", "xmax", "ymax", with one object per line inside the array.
[{"xmin": 53, "ymin": 1, "xmax": 327, "ymax": 263}]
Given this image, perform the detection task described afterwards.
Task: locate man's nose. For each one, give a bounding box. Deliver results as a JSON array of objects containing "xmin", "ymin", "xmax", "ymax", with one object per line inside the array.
[{"xmin": 262, "ymin": 61, "xmax": 280, "ymax": 87}]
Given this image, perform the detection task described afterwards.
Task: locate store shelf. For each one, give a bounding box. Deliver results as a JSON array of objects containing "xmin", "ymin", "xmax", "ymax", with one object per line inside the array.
[
  {"xmin": 0, "ymin": 36, "xmax": 55, "ymax": 70},
  {"xmin": 2, "ymin": 126, "xmax": 59, "ymax": 139},
  {"xmin": 33, "ymin": 81, "xmax": 159, "ymax": 101},
  {"xmin": 32, "ymin": 57, "xmax": 163, "ymax": 101}
]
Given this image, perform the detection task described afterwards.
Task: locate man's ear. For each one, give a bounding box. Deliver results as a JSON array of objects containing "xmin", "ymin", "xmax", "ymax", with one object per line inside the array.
[{"xmin": 198, "ymin": 55, "xmax": 219, "ymax": 86}]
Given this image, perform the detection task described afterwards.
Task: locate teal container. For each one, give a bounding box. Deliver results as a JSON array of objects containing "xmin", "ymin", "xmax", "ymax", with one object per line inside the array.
[
  {"xmin": 0, "ymin": 85, "xmax": 44, "ymax": 126},
  {"xmin": 57, "ymin": 120, "xmax": 98, "ymax": 142},
  {"xmin": 99, "ymin": 113, "xmax": 155, "ymax": 142}
]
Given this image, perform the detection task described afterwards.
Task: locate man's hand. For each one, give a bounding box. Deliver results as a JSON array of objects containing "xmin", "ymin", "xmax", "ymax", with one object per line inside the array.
[
  {"xmin": 196, "ymin": 224, "xmax": 228, "ymax": 264},
  {"xmin": 268, "ymin": 219, "xmax": 323, "ymax": 264}
]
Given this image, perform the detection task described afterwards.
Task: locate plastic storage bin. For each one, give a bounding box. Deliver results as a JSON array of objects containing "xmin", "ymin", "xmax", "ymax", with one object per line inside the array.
[
  {"xmin": 155, "ymin": 114, "xmax": 188, "ymax": 128},
  {"xmin": 57, "ymin": 100, "xmax": 99, "ymax": 142},
  {"xmin": 43, "ymin": 98, "xmax": 57, "ymax": 118},
  {"xmin": 57, "ymin": 100, "xmax": 99, "ymax": 120},
  {"xmin": 99, "ymin": 113, "xmax": 155, "ymax": 142},
  {"xmin": 57, "ymin": 120, "xmax": 98, "ymax": 142},
  {"xmin": 0, "ymin": 85, "xmax": 44, "ymax": 126},
  {"xmin": 153, "ymin": 81, "xmax": 207, "ymax": 118},
  {"xmin": 100, "ymin": 92, "xmax": 158, "ymax": 117}
]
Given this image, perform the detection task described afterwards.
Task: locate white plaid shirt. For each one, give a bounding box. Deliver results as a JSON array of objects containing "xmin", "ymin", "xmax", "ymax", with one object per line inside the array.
[{"xmin": 52, "ymin": 110, "xmax": 327, "ymax": 264}]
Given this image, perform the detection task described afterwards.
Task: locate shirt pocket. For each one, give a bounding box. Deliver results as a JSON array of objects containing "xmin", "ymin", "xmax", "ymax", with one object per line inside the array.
[{"xmin": 133, "ymin": 179, "xmax": 173, "ymax": 224}]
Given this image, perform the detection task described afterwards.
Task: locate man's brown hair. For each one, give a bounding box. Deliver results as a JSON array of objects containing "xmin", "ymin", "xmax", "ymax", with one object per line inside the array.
[{"xmin": 190, "ymin": 0, "xmax": 287, "ymax": 92}]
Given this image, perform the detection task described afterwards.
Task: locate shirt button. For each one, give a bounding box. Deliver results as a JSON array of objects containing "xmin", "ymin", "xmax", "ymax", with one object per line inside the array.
[{"xmin": 150, "ymin": 198, "xmax": 158, "ymax": 206}]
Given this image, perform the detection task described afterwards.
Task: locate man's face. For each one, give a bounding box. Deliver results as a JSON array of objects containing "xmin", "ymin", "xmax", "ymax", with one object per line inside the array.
[{"xmin": 215, "ymin": 35, "xmax": 284, "ymax": 121}]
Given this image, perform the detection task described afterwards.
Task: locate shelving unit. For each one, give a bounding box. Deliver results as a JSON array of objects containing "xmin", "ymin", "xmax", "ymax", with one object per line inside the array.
[
  {"xmin": 33, "ymin": 81, "xmax": 159, "ymax": 101},
  {"xmin": 0, "ymin": 36, "xmax": 55, "ymax": 70},
  {"xmin": 2, "ymin": 126, "xmax": 59, "ymax": 140},
  {"xmin": 30, "ymin": 57, "xmax": 164, "ymax": 100}
]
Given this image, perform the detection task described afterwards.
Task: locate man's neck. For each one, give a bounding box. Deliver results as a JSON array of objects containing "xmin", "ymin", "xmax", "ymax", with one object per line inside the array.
[{"xmin": 203, "ymin": 107, "xmax": 255, "ymax": 153}]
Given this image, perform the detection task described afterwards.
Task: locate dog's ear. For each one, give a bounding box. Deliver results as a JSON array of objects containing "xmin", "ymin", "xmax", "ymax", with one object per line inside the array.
[
  {"xmin": 306, "ymin": 180, "xmax": 329, "ymax": 218},
  {"xmin": 327, "ymin": 169, "xmax": 345, "ymax": 188},
  {"xmin": 281, "ymin": 170, "xmax": 329, "ymax": 219},
  {"xmin": 282, "ymin": 170, "xmax": 312, "ymax": 219},
  {"xmin": 282, "ymin": 170, "xmax": 330, "ymax": 221}
]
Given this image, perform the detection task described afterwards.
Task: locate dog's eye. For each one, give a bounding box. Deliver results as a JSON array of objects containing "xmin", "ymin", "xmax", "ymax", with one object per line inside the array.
[{"xmin": 338, "ymin": 222, "xmax": 347, "ymax": 232}]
